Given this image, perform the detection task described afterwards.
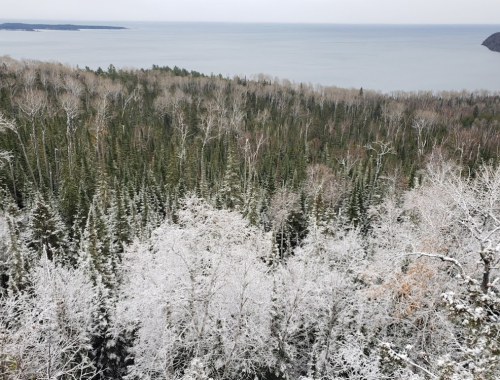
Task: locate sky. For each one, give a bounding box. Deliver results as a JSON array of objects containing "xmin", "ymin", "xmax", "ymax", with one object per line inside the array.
[{"xmin": 3, "ymin": 0, "xmax": 500, "ymax": 24}]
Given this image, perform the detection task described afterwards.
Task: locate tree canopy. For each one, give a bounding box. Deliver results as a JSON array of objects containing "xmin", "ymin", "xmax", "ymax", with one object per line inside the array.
[{"xmin": 1, "ymin": 56, "xmax": 500, "ymax": 379}]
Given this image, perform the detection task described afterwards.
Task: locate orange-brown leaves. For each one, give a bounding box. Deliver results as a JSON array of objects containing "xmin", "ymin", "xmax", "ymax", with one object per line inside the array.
[{"xmin": 365, "ymin": 259, "xmax": 437, "ymax": 319}]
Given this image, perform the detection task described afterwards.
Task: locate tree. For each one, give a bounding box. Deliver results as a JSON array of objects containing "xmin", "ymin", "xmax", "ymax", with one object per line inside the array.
[
  {"xmin": 25, "ymin": 191, "xmax": 69, "ymax": 263},
  {"xmin": 116, "ymin": 196, "xmax": 272, "ymax": 380},
  {"xmin": 381, "ymin": 156, "xmax": 500, "ymax": 379},
  {"xmin": 364, "ymin": 140, "xmax": 395, "ymax": 202},
  {"xmin": 17, "ymin": 89, "xmax": 47, "ymax": 186},
  {"xmin": 0, "ymin": 193, "xmax": 30, "ymax": 293},
  {"xmin": 269, "ymin": 188, "xmax": 300, "ymax": 259},
  {"xmin": 412, "ymin": 109, "xmax": 438, "ymax": 158},
  {"xmin": 60, "ymin": 92, "xmax": 81, "ymax": 176},
  {"xmin": 0, "ymin": 257, "xmax": 98, "ymax": 379},
  {"xmin": 219, "ymin": 147, "xmax": 242, "ymax": 210},
  {"xmin": 0, "ymin": 112, "xmax": 38, "ymax": 188}
]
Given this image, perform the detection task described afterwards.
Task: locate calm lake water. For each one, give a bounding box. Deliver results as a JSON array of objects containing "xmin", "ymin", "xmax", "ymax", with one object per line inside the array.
[{"xmin": 0, "ymin": 21, "xmax": 499, "ymax": 93}]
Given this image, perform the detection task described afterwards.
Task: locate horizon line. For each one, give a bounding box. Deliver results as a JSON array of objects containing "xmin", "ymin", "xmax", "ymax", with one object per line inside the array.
[{"xmin": 0, "ymin": 18, "xmax": 499, "ymax": 26}]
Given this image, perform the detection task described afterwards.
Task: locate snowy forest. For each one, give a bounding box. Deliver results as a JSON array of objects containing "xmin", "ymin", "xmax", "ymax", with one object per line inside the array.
[{"xmin": 1, "ymin": 56, "xmax": 500, "ymax": 379}]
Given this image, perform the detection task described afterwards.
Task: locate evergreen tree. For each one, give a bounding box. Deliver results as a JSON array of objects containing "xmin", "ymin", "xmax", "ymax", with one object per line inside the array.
[
  {"xmin": 25, "ymin": 191, "xmax": 69, "ymax": 263},
  {"xmin": 2, "ymin": 196, "xmax": 31, "ymax": 292},
  {"xmin": 243, "ymin": 185, "xmax": 259, "ymax": 225},
  {"xmin": 79, "ymin": 198, "xmax": 124, "ymax": 379},
  {"xmin": 219, "ymin": 147, "xmax": 242, "ymax": 210},
  {"xmin": 108, "ymin": 186, "xmax": 131, "ymax": 256}
]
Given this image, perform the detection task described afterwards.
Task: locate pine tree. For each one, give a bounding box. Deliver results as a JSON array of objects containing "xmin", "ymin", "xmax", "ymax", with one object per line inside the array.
[
  {"xmin": 79, "ymin": 198, "xmax": 123, "ymax": 379},
  {"xmin": 25, "ymin": 191, "xmax": 69, "ymax": 263},
  {"xmin": 70, "ymin": 185, "xmax": 90, "ymax": 261},
  {"xmin": 108, "ymin": 186, "xmax": 131, "ymax": 257},
  {"xmin": 219, "ymin": 148, "xmax": 242, "ymax": 210},
  {"xmin": 58, "ymin": 172, "xmax": 79, "ymax": 228},
  {"xmin": 2, "ymin": 196, "xmax": 31, "ymax": 292},
  {"xmin": 258, "ymin": 191, "xmax": 271, "ymax": 231},
  {"xmin": 79, "ymin": 198, "xmax": 117, "ymax": 290},
  {"xmin": 243, "ymin": 185, "xmax": 259, "ymax": 225}
]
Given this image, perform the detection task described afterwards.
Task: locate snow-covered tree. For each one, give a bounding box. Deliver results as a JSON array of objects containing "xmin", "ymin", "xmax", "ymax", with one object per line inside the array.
[
  {"xmin": 25, "ymin": 191, "xmax": 69, "ymax": 263},
  {"xmin": 379, "ymin": 156, "xmax": 500, "ymax": 379},
  {"xmin": 0, "ymin": 256, "xmax": 98, "ymax": 379},
  {"xmin": 116, "ymin": 195, "xmax": 272, "ymax": 379}
]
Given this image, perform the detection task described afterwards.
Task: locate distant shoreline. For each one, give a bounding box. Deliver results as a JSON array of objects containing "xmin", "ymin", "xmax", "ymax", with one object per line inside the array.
[{"xmin": 0, "ymin": 23, "xmax": 126, "ymax": 31}]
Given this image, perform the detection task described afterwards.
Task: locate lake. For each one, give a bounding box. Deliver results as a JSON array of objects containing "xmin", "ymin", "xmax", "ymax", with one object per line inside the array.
[{"xmin": 0, "ymin": 21, "xmax": 499, "ymax": 93}]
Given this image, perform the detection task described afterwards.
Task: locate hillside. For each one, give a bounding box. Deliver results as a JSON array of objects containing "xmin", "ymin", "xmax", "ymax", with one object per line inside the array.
[
  {"xmin": 482, "ymin": 32, "xmax": 500, "ymax": 52},
  {"xmin": 1, "ymin": 56, "xmax": 500, "ymax": 379}
]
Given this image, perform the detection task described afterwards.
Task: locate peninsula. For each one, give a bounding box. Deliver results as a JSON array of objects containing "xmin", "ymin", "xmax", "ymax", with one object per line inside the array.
[
  {"xmin": 482, "ymin": 32, "xmax": 500, "ymax": 52},
  {"xmin": 0, "ymin": 23, "xmax": 126, "ymax": 31}
]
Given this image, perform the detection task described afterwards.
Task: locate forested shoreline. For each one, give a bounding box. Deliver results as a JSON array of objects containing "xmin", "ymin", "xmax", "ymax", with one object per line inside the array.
[{"xmin": 1, "ymin": 56, "xmax": 500, "ymax": 379}]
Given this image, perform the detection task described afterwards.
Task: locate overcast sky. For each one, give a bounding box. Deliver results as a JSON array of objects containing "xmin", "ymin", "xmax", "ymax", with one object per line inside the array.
[{"xmin": 3, "ymin": 0, "xmax": 500, "ymax": 24}]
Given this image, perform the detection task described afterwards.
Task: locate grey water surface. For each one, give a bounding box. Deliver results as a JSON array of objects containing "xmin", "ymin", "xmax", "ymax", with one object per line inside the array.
[{"xmin": 0, "ymin": 21, "xmax": 499, "ymax": 93}]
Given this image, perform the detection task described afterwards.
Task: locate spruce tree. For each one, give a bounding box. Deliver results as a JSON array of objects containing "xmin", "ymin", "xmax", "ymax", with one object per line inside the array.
[
  {"xmin": 219, "ymin": 147, "xmax": 242, "ymax": 210},
  {"xmin": 25, "ymin": 191, "xmax": 69, "ymax": 263},
  {"xmin": 3, "ymin": 196, "xmax": 31, "ymax": 292}
]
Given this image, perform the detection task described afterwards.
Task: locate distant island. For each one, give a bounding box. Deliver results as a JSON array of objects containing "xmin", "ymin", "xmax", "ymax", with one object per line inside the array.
[
  {"xmin": 482, "ymin": 32, "xmax": 500, "ymax": 52},
  {"xmin": 0, "ymin": 23, "xmax": 126, "ymax": 31}
]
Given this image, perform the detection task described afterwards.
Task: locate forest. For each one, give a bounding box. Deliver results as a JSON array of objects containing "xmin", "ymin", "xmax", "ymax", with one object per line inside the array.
[{"xmin": 1, "ymin": 55, "xmax": 500, "ymax": 379}]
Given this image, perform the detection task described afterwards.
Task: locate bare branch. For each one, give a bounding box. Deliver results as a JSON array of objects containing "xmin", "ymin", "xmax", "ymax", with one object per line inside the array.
[
  {"xmin": 0, "ymin": 112, "xmax": 17, "ymax": 133},
  {"xmin": 406, "ymin": 252, "xmax": 466, "ymax": 277}
]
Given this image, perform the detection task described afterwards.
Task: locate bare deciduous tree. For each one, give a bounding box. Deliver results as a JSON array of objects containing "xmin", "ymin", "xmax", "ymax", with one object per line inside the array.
[
  {"xmin": 412, "ymin": 109, "xmax": 438, "ymax": 157},
  {"xmin": 0, "ymin": 112, "xmax": 37, "ymax": 187},
  {"xmin": 17, "ymin": 89, "xmax": 47, "ymax": 186},
  {"xmin": 60, "ymin": 93, "xmax": 81, "ymax": 175}
]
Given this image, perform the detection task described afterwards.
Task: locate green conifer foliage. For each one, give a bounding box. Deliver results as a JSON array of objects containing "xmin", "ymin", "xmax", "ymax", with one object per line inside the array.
[
  {"xmin": 219, "ymin": 147, "xmax": 242, "ymax": 210},
  {"xmin": 25, "ymin": 192, "xmax": 69, "ymax": 263},
  {"xmin": 2, "ymin": 196, "xmax": 31, "ymax": 291}
]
